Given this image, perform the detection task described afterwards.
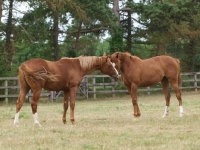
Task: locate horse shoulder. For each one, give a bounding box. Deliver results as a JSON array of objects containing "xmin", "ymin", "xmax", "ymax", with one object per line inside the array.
[{"xmin": 55, "ymin": 59, "xmax": 83, "ymax": 81}]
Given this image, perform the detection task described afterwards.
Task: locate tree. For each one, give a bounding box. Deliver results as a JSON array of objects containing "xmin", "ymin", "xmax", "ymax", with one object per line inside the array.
[
  {"xmin": 38, "ymin": 0, "xmax": 88, "ymax": 60},
  {"xmin": 2, "ymin": 0, "xmax": 200, "ymax": 76},
  {"xmin": 109, "ymin": 0, "xmax": 124, "ymax": 53},
  {"xmin": 0, "ymin": 0, "xmax": 2, "ymax": 23},
  {"xmin": 129, "ymin": 0, "xmax": 200, "ymax": 71},
  {"xmin": 64, "ymin": 0, "xmax": 115, "ymax": 55},
  {"xmin": 5, "ymin": 0, "xmax": 14, "ymax": 71}
]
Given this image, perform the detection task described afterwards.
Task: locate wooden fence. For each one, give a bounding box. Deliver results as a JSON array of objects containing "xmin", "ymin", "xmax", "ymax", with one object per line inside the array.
[{"xmin": 0, "ymin": 72, "xmax": 200, "ymax": 103}]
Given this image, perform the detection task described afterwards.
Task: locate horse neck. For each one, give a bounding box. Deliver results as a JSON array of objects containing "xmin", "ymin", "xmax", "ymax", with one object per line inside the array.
[
  {"xmin": 79, "ymin": 56, "xmax": 102, "ymax": 75},
  {"xmin": 120, "ymin": 55, "xmax": 140, "ymax": 72}
]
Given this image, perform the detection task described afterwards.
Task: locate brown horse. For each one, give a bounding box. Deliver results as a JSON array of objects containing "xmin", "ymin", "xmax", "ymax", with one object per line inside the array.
[
  {"xmin": 14, "ymin": 53, "xmax": 119, "ymax": 126},
  {"xmin": 110, "ymin": 52, "xmax": 183, "ymax": 118}
]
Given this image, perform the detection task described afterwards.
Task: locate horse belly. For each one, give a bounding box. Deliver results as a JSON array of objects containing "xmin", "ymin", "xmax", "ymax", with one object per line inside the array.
[
  {"xmin": 139, "ymin": 81, "xmax": 159, "ymax": 87},
  {"xmin": 139, "ymin": 74, "xmax": 163, "ymax": 87},
  {"xmin": 43, "ymin": 81, "xmax": 65, "ymax": 91}
]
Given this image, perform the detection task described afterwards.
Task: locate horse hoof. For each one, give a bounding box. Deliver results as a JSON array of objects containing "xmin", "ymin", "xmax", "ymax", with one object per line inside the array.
[
  {"xmin": 70, "ymin": 119, "xmax": 75, "ymax": 125},
  {"xmin": 62, "ymin": 119, "xmax": 67, "ymax": 124},
  {"xmin": 133, "ymin": 114, "xmax": 140, "ymax": 118},
  {"xmin": 179, "ymin": 113, "xmax": 183, "ymax": 117},
  {"xmin": 14, "ymin": 122, "xmax": 19, "ymax": 127},
  {"xmin": 35, "ymin": 123, "xmax": 42, "ymax": 127},
  {"xmin": 162, "ymin": 113, "xmax": 169, "ymax": 118}
]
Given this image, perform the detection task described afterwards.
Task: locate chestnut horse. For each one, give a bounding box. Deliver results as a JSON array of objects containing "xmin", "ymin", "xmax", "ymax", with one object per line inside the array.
[
  {"xmin": 110, "ymin": 52, "xmax": 183, "ymax": 118},
  {"xmin": 14, "ymin": 53, "xmax": 119, "ymax": 126}
]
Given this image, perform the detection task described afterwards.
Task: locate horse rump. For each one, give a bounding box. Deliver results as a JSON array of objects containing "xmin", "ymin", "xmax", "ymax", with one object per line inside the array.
[{"xmin": 19, "ymin": 64, "xmax": 59, "ymax": 82}]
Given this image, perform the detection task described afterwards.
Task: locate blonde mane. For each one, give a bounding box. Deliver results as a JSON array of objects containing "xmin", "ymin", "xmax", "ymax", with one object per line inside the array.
[
  {"xmin": 78, "ymin": 56, "xmax": 99, "ymax": 70},
  {"xmin": 61, "ymin": 57, "xmax": 80, "ymax": 59}
]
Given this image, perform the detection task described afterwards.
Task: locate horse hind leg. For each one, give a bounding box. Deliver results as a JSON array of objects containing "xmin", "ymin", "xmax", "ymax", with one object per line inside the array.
[
  {"xmin": 31, "ymin": 89, "xmax": 42, "ymax": 126},
  {"xmin": 161, "ymin": 77, "xmax": 171, "ymax": 118},
  {"xmin": 170, "ymin": 81, "xmax": 183, "ymax": 117},
  {"xmin": 14, "ymin": 73, "xmax": 31, "ymax": 126},
  {"xmin": 62, "ymin": 90, "xmax": 69, "ymax": 124},
  {"xmin": 14, "ymin": 88, "xmax": 30, "ymax": 126}
]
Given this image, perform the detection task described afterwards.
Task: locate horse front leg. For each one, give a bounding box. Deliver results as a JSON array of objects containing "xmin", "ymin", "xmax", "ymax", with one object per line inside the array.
[
  {"xmin": 69, "ymin": 86, "xmax": 78, "ymax": 124},
  {"xmin": 62, "ymin": 90, "xmax": 69, "ymax": 124},
  {"xmin": 130, "ymin": 84, "xmax": 141, "ymax": 117},
  {"xmin": 161, "ymin": 77, "xmax": 171, "ymax": 118},
  {"xmin": 31, "ymin": 89, "xmax": 42, "ymax": 126}
]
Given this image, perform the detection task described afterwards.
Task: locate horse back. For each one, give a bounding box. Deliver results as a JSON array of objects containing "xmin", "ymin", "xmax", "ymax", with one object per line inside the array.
[
  {"xmin": 21, "ymin": 58, "xmax": 51, "ymax": 73},
  {"xmin": 134, "ymin": 55, "xmax": 180, "ymax": 86},
  {"xmin": 156, "ymin": 56, "xmax": 180, "ymax": 72}
]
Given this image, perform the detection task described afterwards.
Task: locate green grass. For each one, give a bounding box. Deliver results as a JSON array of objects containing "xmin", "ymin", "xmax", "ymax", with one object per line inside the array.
[{"xmin": 1, "ymin": 91, "xmax": 200, "ymax": 150}]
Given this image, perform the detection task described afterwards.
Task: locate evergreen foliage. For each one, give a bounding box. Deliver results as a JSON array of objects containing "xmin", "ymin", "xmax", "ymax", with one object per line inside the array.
[{"xmin": 0, "ymin": 0, "xmax": 200, "ymax": 77}]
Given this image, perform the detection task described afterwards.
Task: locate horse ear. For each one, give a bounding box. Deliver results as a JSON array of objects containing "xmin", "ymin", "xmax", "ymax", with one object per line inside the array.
[
  {"xmin": 115, "ymin": 52, "xmax": 119, "ymax": 59},
  {"xmin": 103, "ymin": 52, "xmax": 106, "ymax": 56},
  {"xmin": 106, "ymin": 57, "xmax": 109, "ymax": 62}
]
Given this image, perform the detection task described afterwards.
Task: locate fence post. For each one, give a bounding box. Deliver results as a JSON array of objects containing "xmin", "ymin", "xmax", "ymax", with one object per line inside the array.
[
  {"xmin": 112, "ymin": 79, "xmax": 115, "ymax": 97},
  {"xmin": 93, "ymin": 77, "xmax": 96, "ymax": 99},
  {"xmin": 49, "ymin": 91, "xmax": 55, "ymax": 102},
  {"xmin": 17, "ymin": 78, "xmax": 20, "ymax": 93},
  {"xmin": 86, "ymin": 77, "xmax": 88, "ymax": 99},
  {"xmin": 4, "ymin": 80, "xmax": 8, "ymax": 104},
  {"xmin": 147, "ymin": 87, "xmax": 150, "ymax": 95},
  {"xmin": 194, "ymin": 73, "xmax": 197, "ymax": 91}
]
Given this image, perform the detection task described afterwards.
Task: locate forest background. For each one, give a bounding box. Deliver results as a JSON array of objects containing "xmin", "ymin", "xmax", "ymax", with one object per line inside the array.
[{"xmin": 0, "ymin": 0, "xmax": 200, "ymax": 77}]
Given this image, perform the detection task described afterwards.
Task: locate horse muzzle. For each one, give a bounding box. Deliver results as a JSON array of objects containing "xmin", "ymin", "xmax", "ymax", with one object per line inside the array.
[{"xmin": 112, "ymin": 74, "xmax": 119, "ymax": 81}]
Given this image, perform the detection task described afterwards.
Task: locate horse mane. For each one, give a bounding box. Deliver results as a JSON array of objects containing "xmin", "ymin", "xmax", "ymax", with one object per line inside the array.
[
  {"xmin": 61, "ymin": 56, "xmax": 100, "ymax": 70},
  {"xmin": 20, "ymin": 64, "xmax": 59, "ymax": 82},
  {"xmin": 175, "ymin": 58, "xmax": 180, "ymax": 64},
  {"xmin": 61, "ymin": 56, "xmax": 82, "ymax": 59},
  {"xmin": 123, "ymin": 52, "xmax": 141, "ymax": 61},
  {"xmin": 78, "ymin": 56, "xmax": 99, "ymax": 70}
]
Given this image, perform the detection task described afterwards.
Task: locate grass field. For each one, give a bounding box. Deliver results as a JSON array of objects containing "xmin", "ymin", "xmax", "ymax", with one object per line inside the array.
[{"xmin": 0, "ymin": 91, "xmax": 200, "ymax": 150}]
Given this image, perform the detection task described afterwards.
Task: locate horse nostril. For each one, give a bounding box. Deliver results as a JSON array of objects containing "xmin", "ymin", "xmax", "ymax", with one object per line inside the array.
[{"xmin": 113, "ymin": 75, "xmax": 118, "ymax": 81}]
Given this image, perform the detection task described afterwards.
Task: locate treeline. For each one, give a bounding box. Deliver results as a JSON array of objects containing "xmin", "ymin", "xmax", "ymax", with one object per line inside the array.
[{"xmin": 0, "ymin": 0, "xmax": 200, "ymax": 77}]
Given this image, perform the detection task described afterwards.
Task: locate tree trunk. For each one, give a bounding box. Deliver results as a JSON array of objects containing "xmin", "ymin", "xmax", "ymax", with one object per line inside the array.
[
  {"xmin": 191, "ymin": 40, "xmax": 196, "ymax": 72},
  {"xmin": 112, "ymin": 0, "xmax": 120, "ymax": 25},
  {"xmin": 5, "ymin": 0, "xmax": 14, "ymax": 71},
  {"xmin": 126, "ymin": 9, "xmax": 132, "ymax": 52},
  {"xmin": 0, "ymin": 0, "xmax": 3, "ymax": 23},
  {"xmin": 72, "ymin": 21, "xmax": 82, "ymax": 50},
  {"xmin": 110, "ymin": 0, "xmax": 124, "ymax": 53},
  {"xmin": 52, "ymin": 11, "xmax": 60, "ymax": 61}
]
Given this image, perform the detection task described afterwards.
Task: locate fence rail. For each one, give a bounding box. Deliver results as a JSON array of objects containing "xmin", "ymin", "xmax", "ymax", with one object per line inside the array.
[{"xmin": 0, "ymin": 72, "xmax": 200, "ymax": 103}]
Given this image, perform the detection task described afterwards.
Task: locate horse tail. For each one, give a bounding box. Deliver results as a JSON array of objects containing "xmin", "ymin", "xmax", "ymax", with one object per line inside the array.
[
  {"xmin": 18, "ymin": 66, "xmax": 30, "ymax": 89},
  {"xmin": 178, "ymin": 72, "xmax": 182, "ymax": 87},
  {"xmin": 175, "ymin": 59, "xmax": 182, "ymax": 87},
  {"xmin": 19, "ymin": 64, "xmax": 59, "ymax": 82}
]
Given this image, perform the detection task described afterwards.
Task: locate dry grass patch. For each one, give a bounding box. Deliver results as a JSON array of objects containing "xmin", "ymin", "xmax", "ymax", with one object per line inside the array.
[{"xmin": 0, "ymin": 91, "xmax": 200, "ymax": 150}]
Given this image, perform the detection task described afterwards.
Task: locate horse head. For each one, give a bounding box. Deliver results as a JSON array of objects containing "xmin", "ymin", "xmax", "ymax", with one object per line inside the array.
[
  {"xmin": 101, "ymin": 52, "xmax": 119, "ymax": 81},
  {"xmin": 109, "ymin": 52, "xmax": 122, "ymax": 71}
]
